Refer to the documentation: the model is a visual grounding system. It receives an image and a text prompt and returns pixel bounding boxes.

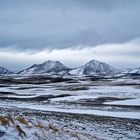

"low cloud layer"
[0,0,140,49]
[0,38,140,71]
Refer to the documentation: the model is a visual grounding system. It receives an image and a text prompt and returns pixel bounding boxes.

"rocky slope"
[19,60,70,74]
[70,60,120,75]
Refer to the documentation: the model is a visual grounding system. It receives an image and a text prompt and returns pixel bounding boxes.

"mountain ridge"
[128,67,140,74]
[70,59,120,75]
[19,60,71,74]
[0,66,14,75]
[18,59,120,75]
[0,60,139,76]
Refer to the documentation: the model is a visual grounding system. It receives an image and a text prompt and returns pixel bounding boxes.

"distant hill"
[0,66,14,75]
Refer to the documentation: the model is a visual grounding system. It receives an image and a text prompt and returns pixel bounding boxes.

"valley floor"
[0,74,140,139]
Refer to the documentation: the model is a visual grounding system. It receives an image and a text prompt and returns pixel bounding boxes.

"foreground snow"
[0,107,140,140]
[0,75,140,139]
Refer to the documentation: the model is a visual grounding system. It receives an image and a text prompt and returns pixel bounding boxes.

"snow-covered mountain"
[127,67,140,74]
[70,60,120,75]
[121,68,133,73]
[0,66,13,75]
[19,60,70,74]
[18,59,121,75]
[122,67,140,74]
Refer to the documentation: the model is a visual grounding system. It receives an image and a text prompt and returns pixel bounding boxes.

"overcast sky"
[0,0,140,71]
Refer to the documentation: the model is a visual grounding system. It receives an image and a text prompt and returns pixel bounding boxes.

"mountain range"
[0,60,139,76]
[19,60,120,75]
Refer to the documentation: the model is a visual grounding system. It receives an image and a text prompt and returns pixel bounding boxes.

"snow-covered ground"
[0,82,140,119]
[0,75,140,139]
[105,98,140,106]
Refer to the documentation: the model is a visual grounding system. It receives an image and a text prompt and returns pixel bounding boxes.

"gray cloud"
[0,38,140,71]
[0,0,140,50]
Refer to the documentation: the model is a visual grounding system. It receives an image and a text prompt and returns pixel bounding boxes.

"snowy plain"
[0,74,140,139]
